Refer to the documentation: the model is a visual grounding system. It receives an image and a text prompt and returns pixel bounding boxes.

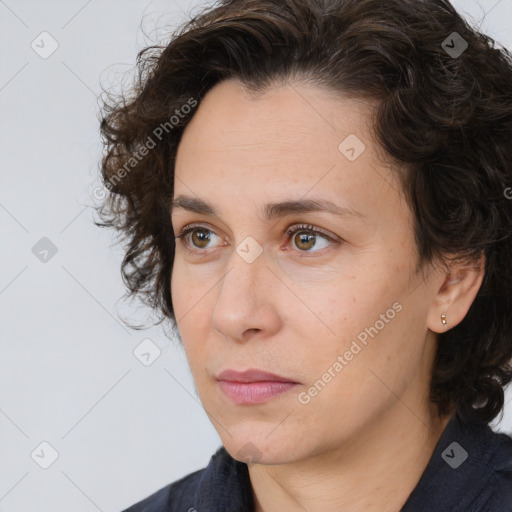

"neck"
[248,401,452,512]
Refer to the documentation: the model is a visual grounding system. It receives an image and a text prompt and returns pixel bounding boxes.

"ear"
[426,252,486,333]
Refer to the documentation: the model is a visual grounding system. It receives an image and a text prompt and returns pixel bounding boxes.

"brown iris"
[190,228,211,249]
[294,232,316,251]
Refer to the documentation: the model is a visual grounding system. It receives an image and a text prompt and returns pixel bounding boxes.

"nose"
[210,247,281,343]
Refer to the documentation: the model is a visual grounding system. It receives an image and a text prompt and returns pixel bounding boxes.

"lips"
[216,368,300,404]
[217,368,299,383]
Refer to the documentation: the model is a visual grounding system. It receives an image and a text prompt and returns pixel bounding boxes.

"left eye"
[175,223,338,253]
[285,225,336,252]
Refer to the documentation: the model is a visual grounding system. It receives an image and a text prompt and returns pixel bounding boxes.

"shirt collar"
[400,411,510,511]
[192,412,510,512]
[194,445,253,511]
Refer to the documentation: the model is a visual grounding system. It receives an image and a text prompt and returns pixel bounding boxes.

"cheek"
[293,269,413,375]
[170,267,187,320]
[170,265,210,365]
[171,258,209,321]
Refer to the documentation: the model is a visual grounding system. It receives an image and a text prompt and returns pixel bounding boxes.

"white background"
[1,1,511,511]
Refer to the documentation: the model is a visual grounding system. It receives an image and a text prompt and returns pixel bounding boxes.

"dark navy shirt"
[122,412,512,511]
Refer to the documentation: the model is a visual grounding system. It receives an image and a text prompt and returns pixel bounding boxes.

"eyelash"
[175,222,340,256]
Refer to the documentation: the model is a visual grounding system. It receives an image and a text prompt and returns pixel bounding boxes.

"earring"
[441,312,448,326]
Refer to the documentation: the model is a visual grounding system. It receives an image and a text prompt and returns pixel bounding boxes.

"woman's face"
[171,78,445,464]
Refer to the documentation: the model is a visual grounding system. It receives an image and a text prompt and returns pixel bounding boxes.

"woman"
[95,0,512,510]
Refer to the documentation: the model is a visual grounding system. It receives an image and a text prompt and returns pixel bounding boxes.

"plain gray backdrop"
[1,1,511,511]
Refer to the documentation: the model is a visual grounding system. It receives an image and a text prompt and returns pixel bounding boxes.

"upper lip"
[217,369,299,383]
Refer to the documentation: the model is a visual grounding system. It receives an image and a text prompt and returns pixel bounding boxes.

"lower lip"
[218,380,299,404]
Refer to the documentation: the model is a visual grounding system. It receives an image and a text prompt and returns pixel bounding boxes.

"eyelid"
[175,222,222,240]
[286,223,340,244]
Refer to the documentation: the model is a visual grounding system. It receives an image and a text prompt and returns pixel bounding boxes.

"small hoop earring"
[441,312,448,326]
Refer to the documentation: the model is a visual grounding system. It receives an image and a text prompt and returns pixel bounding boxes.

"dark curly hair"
[95,0,512,425]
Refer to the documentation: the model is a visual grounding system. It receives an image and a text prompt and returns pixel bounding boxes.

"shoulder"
[120,468,204,512]
[401,414,512,512]
[120,446,251,512]
[470,428,512,512]
[120,447,223,512]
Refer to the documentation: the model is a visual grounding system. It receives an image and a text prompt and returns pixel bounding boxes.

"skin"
[170,78,485,512]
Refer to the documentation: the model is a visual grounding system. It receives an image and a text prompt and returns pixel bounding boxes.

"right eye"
[175,223,226,251]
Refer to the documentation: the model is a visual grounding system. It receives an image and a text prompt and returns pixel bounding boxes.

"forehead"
[178,79,372,149]
[173,79,401,218]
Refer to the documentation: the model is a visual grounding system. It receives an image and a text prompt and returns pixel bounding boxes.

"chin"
[221,428,305,465]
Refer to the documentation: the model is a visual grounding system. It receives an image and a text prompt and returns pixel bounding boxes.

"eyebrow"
[171,194,367,221]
